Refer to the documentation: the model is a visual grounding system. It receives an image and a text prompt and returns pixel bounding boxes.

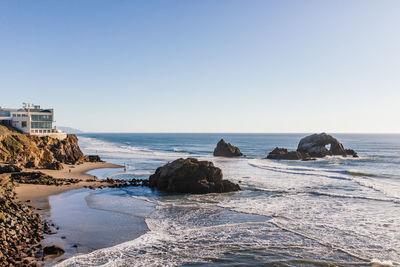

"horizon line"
[73,131,400,135]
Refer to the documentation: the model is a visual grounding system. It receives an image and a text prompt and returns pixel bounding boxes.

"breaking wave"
[55,134,400,266]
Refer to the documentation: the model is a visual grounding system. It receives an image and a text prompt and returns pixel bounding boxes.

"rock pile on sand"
[0,175,44,266]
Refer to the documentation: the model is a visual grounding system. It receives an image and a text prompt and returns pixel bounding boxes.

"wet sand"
[41,188,150,266]
[15,162,123,204]
[11,162,150,266]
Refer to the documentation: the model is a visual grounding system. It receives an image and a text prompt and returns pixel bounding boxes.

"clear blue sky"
[1,0,399,133]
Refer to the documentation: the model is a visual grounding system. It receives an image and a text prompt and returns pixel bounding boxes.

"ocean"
[55,133,400,266]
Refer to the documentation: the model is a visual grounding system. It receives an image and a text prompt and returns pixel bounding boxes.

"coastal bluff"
[149,158,241,194]
[0,125,94,169]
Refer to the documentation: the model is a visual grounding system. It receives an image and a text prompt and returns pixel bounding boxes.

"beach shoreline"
[10,161,151,266]
[14,161,123,205]
[39,187,150,266]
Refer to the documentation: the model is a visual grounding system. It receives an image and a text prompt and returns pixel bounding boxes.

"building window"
[31,115,52,121]
[12,114,16,117]
[31,122,52,129]
[17,114,21,117]
[0,111,10,117]
[22,121,27,128]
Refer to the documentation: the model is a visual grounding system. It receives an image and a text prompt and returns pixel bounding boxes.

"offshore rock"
[297,133,358,158]
[266,133,358,160]
[266,147,303,160]
[345,149,359,158]
[213,139,243,157]
[149,158,241,194]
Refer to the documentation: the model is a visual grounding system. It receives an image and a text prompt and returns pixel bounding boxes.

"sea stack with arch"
[267,133,358,160]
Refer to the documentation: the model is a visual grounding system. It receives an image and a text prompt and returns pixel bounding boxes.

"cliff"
[0,125,86,169]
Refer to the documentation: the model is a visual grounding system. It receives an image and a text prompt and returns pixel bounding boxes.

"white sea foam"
[246,158,400,200]
[351,175,400,200]
[371,259,394,267]
[78,136,187,160]
[58,135,400,266]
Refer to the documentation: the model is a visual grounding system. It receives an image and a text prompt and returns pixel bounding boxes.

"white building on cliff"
[0,103,67,140]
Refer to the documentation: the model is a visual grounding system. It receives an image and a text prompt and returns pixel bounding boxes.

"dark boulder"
[266,147,303,160]
[149,158,240,194]
[25,161,37,169]
[0,164,22,174]
[345,149,359,158]
[86,155,102,162]
[43,245,65,256]
[45,162,64,170]
[213,139,243,157]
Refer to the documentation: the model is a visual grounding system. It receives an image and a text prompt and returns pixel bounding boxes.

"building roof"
[0,107,53,113]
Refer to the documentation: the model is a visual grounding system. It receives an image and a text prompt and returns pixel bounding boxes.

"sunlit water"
[56,134,400,266]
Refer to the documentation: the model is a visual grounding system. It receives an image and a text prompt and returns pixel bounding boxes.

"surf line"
[268,220,371,263]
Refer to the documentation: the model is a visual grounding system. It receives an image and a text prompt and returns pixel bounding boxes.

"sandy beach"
[10,161,150,266]
[15,162,123,203]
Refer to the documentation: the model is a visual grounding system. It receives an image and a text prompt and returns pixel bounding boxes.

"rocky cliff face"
[0,125,85,168]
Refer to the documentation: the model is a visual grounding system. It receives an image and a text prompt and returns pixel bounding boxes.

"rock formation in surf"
[266,133,358,160]
[213,139,243,157]
[297,133,358,158]
[266,147,304,160]
[149,158,241,194]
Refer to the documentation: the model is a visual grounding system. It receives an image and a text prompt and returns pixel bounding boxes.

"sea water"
[56,133,400,266]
